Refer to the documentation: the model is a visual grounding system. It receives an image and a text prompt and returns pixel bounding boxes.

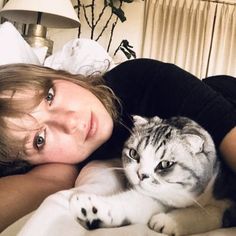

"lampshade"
[0,0,80,28]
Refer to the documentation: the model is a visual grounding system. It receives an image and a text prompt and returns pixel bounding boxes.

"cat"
[69,115,236,236]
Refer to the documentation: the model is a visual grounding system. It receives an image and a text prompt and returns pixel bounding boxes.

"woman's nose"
[51,110,79,134]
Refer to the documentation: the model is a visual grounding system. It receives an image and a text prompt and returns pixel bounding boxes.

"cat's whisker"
[177,193,212,216]
[80,166,126,180]
[118,120,134,135]
[118,119,145,142]
[102,167,125,172]
[191,199,211,215]
[160,179,214,216]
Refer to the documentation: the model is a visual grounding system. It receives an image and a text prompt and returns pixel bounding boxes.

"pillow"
[0,22,40,65]
[44,38,115,75]
[31,46,48,64]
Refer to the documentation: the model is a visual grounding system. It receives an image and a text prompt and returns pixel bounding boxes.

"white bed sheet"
[15,159,236,236]
[8,189,234,236]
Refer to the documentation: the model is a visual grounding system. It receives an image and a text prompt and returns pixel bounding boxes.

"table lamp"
[0,0,80,55]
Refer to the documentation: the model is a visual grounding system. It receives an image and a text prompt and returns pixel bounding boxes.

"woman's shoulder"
[104,58,197,84]
[105,58,166,79]
[112,58,165,68]
[203,75,236,107]
[102,59,167,110]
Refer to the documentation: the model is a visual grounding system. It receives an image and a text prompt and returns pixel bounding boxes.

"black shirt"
[88,58,236,162]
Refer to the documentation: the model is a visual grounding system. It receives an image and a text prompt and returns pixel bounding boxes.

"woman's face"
[10,80,114,164]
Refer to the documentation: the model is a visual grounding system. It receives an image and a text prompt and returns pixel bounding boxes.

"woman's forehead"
[0,89,15,99]
[14,89,38,99]
[1,87,44,117]
[5,115,39,134]
[0,88,38,99]
[4,115,40,155]
[3,89,42,137]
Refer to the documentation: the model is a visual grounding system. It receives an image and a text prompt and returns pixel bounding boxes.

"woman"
[0,58,236,232]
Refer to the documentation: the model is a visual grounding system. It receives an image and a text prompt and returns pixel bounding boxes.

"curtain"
[207,2,236,77]
[141,0,235,78]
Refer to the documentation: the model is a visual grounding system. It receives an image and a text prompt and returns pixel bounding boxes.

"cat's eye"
[129,148,140,162]
[157,160,175,170]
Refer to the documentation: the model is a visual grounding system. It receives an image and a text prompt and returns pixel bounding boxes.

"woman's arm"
[0,163,78,232]
[220,127,236,173]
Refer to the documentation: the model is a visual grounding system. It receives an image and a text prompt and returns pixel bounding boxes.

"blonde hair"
[0,63,119,175]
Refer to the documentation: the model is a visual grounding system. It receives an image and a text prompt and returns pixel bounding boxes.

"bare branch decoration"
[74,0,143,58]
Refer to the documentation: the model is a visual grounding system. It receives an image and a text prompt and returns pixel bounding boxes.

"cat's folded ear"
[132,115,162,126]
[184,134,204,154]
[151,116,162,123]
[132,115,148,126]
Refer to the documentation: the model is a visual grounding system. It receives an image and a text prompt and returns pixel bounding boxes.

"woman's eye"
[128,148,140,162]
[34,130,46,150]
[158,160,175,170]
[46,87,55,105]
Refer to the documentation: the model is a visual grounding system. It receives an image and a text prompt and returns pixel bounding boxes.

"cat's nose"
[138,172,149,181]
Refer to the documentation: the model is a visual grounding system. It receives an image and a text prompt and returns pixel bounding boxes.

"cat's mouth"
[135,176,160,187]
[138,179,155,189]
[151,179,160,184]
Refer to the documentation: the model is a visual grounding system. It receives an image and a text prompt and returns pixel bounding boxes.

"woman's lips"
[85,112,97,140]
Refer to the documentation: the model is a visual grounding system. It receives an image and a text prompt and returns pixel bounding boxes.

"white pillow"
[0,22,40,65]
[31,46,48,64]
[44,38,115,75]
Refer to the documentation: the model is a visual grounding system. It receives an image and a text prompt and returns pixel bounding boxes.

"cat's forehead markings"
[154,140,164,154]
[159,148,166,160]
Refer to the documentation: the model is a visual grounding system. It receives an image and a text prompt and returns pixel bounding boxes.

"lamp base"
[24,24,53,56]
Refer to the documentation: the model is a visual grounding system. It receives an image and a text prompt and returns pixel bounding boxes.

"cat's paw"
[149,213,179,236]
[69,193,113,230]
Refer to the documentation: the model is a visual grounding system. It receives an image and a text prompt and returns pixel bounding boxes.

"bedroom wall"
[47,0,145,62]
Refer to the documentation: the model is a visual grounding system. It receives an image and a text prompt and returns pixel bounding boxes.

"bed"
[1,22,236,236]
[2,158,236,236]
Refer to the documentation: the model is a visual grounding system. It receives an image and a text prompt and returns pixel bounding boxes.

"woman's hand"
[0,163,78,232]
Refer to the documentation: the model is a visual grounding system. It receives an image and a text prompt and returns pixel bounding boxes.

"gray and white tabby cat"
[70,115,235,236]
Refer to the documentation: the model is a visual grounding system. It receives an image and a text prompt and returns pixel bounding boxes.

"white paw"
[69,193,113,229]
[149,213,179,236]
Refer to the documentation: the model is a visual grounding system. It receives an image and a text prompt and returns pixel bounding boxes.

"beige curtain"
[142,0,228,79]
[207,2,236,77]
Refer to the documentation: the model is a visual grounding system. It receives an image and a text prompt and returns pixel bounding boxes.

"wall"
[47,0,145,62]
